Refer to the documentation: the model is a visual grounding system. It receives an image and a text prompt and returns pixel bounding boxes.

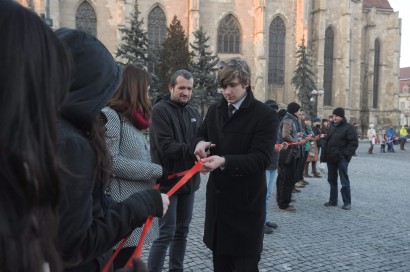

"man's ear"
[243,80,250,88]
[168,85,173,93]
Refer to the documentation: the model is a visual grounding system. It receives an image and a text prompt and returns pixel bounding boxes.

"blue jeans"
[265,169,277,223]
[148,192,195,272]
[327,159,351,204]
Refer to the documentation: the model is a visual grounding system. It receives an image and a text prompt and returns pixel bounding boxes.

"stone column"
[253,0,266,100]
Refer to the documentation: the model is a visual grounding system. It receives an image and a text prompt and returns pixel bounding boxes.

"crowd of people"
[2,1,408,271]
[367,124,409,153]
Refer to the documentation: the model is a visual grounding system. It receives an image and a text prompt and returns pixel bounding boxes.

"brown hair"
[108,64,152,120]
[217,58,251,89]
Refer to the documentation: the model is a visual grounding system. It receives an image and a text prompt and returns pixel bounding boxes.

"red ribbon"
[102,160,204,272]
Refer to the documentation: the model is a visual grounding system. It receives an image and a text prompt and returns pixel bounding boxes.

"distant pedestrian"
[386,125,396,152]
[378,129,386,153]
[399,125,408,150]
[367,124,376,154]
[320,107,358,210]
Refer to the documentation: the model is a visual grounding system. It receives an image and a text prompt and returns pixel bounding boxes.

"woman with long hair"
[0,1,71,271]
[55,29,169,272]
[103,65,166,269]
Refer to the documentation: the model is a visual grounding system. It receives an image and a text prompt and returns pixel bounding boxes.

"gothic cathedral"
[18,0,401,131]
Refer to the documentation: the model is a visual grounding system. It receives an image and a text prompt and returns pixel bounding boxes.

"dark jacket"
[192,89,276,257]
[56,29,163,272]
[149,93,201,194]
[320,118,358,164]
[267,109,280,170]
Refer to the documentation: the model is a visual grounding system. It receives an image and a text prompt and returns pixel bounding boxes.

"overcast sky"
[388,0,410,68]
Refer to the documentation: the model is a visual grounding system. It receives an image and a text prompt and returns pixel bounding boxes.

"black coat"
[149,94,202,194]
[56,29,163,272]
[320,118,358,164]
[192,90,276,257]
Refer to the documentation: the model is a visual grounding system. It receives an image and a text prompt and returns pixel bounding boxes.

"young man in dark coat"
[320,107,358,210]
[192,58,276,272]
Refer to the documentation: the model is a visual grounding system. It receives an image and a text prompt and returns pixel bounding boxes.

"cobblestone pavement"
[140,141,410,271]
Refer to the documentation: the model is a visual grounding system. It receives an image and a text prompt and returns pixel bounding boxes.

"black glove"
[115,258,148,272]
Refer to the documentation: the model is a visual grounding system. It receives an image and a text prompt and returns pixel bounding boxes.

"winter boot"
[312,161,322,178]
[303,163,312,178]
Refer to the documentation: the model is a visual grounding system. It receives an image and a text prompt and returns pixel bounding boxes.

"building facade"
[399,67,410,125]
[18,0,402,130]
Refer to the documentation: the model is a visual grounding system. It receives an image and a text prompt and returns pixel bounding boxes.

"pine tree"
[115,1,149,67]
[157,16,191,93]
[115,2,161,101]
[189,27,220,117]
[291,38,317,118]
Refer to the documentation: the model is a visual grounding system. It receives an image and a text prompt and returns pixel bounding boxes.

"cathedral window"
[373,39,380,108]
[217,14,241,54]
[75,1,97,37]
[323,27,334,106]
[148,6,166,74]
[268,16,286,85]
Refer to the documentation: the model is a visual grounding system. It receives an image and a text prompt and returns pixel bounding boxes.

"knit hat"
[369,124,374,128]
[332,107,345,118]
[265,99,278,110]
[287,102,301,114]
[313,117,321,123]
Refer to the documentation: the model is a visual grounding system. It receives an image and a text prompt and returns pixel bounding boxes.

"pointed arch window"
[76,1,97,36]
[217,14,241,53]
[373,39,380,108]
[148,6,166,74]
[268,16,286,85]
[323,27,334,106]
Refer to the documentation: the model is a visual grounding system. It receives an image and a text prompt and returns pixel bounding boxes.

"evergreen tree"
[189,27,220,117]
[115,1,149,67]
[157,16,191,93]
[115,1,161,101]
[291,38,317,118]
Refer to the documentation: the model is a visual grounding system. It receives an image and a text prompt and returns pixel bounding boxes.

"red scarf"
[131,108,151,130]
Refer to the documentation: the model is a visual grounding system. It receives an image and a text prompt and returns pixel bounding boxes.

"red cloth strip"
[102,160,204,272]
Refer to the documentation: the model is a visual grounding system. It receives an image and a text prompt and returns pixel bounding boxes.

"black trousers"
[296,151,308,181]
[276,156,299,208]
[213,252,260,272]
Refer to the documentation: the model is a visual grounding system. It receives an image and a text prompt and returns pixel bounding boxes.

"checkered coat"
[102,107,163,247]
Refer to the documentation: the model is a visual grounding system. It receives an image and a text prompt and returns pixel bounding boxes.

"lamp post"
[310,89,324,117]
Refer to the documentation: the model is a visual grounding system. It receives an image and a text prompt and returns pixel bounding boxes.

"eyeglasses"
[216,59,243,70]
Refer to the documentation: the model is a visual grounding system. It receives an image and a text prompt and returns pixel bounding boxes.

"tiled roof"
[400,67,410,80]
[363,0,393,10]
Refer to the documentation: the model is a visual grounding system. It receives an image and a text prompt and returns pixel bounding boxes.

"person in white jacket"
[367,124,377,154]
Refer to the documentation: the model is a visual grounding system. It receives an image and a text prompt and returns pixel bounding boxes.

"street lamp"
[310,89,324,117]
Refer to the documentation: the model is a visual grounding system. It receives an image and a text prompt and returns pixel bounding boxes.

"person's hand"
[160,194,170,217]
[194,141,215,160]
[199,156,225,173]
[115,257,148,272]
[274,144,283,152]
[282,142,289,149]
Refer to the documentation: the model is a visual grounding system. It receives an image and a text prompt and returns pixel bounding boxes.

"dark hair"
[217,58,251,89]
[169,70,193,88]
[109,65,152,120]
[0,1,71,271]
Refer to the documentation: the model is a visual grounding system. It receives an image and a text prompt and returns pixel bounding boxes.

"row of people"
[1,2,276,271]
[368,124,409,153]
